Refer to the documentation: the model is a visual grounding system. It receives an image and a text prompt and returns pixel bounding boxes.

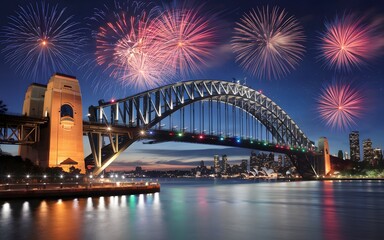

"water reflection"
[322,181,341,240]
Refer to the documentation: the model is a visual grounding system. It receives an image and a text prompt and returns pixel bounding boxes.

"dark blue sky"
[1,0,383,170]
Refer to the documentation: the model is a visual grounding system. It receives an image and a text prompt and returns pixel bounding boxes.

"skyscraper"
[363,139,374,164]
[337,150,344,159]
[213,155,220,174]
[349,131,360,162]
[373,148,383,166]
[221,154,228,173]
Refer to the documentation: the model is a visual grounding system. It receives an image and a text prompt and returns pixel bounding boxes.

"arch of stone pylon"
[84,80,315,176]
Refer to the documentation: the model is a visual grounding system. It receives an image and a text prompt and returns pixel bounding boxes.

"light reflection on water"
[1,180,384,240]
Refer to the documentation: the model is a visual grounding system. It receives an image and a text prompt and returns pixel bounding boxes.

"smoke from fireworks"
[317,81,365,131]
[318,13,381,71]
[231,6,305,80]
[0,2,85,81]
[149,4,217,77]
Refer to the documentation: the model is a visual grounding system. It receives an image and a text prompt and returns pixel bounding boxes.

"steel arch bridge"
[84,80,318,178]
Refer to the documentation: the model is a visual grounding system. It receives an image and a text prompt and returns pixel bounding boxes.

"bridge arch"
[85,80,314,176]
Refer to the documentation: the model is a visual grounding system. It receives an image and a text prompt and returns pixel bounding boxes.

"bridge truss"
[0,114,46,145]
[85,80,318,177]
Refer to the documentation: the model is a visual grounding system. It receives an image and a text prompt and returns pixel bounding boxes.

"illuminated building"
[363,139,373,164]
[250,151,257,169]
[221,154,228,173]
[349,131,360,162]
[240,159,248,172]
[344,152,349,160]
[277,155,283,167]
[213,155,220,174]
[373,148,383,166]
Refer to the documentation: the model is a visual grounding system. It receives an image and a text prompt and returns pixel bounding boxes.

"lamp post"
[6,174,11,189]
[26,174,30,190]
[43,174,47,189]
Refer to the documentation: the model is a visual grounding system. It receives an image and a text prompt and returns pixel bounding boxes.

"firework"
[318,13,378,71]
[0,2,85,81]
[92,0,170,90]
[116,53,169,89]
[231,6,305,80]
[149,4,217,77]
[317,81,365,131]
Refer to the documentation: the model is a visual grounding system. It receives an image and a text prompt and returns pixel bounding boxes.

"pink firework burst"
[149,4,217,77]
[231,6,305,80]
[317,82,365,131]
[318,14,378,71]
[92,1,170,90]
[116,51,173,89]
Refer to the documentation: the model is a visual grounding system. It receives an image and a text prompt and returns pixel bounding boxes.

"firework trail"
[149,4,217,77]
[231,6,305,80]
[0,2,86,82]
[318,13,380,71]
[317,81,365,131]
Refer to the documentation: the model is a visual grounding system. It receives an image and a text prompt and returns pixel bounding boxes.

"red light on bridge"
[111,99,115,103]
[169,132,174,136]
[199,135,204,139]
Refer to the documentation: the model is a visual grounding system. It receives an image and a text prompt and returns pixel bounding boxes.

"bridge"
[1,77,326,179]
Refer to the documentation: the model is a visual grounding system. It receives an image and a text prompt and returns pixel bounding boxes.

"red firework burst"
[318,13,379,71]
[317,81,365,131]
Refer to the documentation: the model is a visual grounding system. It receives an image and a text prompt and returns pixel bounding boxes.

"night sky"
[0,0,383,170]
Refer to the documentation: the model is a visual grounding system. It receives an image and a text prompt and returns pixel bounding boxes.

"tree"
[0,100,7,114]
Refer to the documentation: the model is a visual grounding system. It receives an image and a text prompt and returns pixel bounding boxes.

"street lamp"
[6,174,11,187]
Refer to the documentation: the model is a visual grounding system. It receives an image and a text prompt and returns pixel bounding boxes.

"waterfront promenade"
[0,181,160,200]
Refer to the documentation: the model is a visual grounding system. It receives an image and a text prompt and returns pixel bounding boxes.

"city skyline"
[0,0,384,170]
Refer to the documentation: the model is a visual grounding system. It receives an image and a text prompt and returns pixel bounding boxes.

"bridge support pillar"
[317,137,331,176]
[19,73,85,173]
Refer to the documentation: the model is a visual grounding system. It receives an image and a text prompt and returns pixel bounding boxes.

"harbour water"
[1,179,384,240]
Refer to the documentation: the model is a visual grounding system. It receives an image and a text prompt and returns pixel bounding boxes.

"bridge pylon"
[19,73,85,173]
